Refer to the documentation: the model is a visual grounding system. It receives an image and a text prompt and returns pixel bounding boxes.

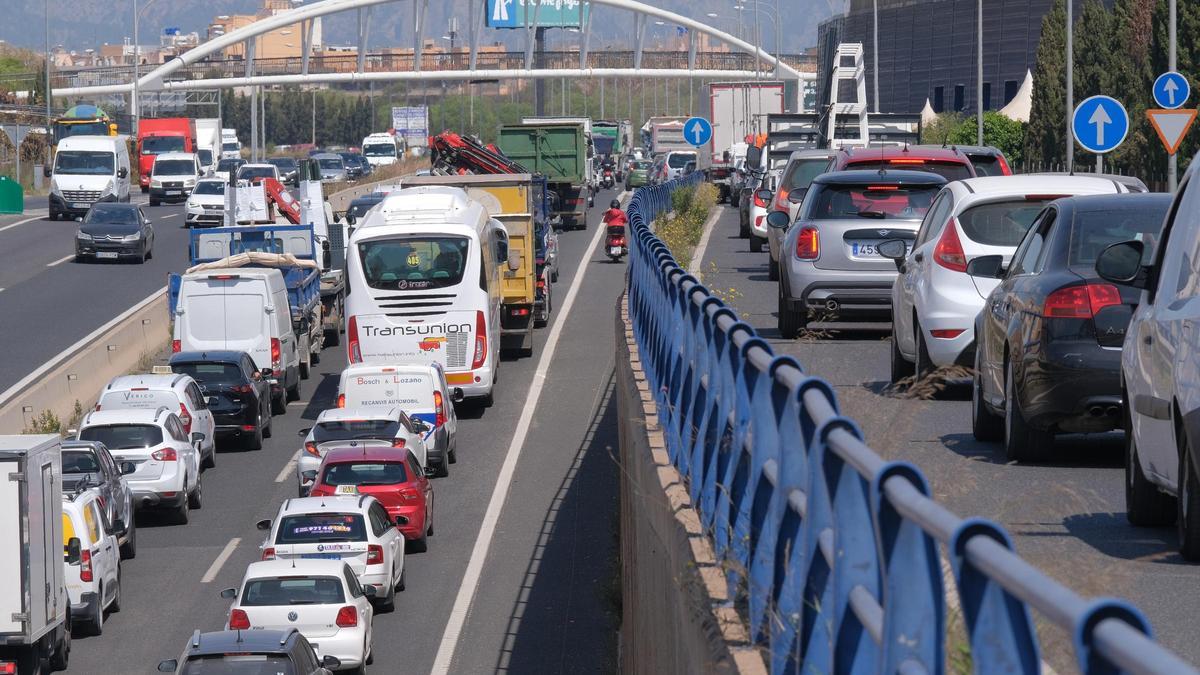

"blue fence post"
[1074,600,1153,675]
[725,338,776,598]
[713,324,759,562]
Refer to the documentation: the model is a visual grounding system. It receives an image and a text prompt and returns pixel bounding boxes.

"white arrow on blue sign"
[684,117,713,147]
[1072,95,1129,154]
[1153,71,1190,110]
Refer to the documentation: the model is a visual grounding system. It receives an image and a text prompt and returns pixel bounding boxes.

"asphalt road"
[695,203,1200,670]
[0,195,190,392]
[54,190,626,674]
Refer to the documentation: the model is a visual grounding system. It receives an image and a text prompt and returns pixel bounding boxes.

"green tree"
[1024,0,1068,169]
[948,112,1027,165]
[1106,0,1157,179]
[920,112,966,146]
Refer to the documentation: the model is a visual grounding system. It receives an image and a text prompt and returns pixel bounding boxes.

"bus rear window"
[358,236,470,291]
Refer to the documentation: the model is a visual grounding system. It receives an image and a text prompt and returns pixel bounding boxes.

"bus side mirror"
[43,165,52,178]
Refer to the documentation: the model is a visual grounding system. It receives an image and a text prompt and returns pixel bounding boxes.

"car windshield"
[845,160,973,183]
[1069,203,1169,268]
[363,143,396,157]
[78,424,163,450]
[958,199,1054,247]
[358,236,470,291]
[319,158,344,170]
[238,166,275,180]
[154,160,195,176]
[141,136,185,155]
[62,450,101,474]
[807,183,940,220]
[197,149,213,166]
[217,160,242,173]
[668,153,696,169]
[785,158,832,190]
[54,151,114,176]
[347,199,382,220]
[222,142,239,152]
[321,461,408,487]
[269,159,296,169]
[84,205,138,224]
[313,419,401,443]
[181,655,295,674]
[172,362,243,385]
[275,513,366,544]
[192,181,225,196]
[240,576,345,606]
[968,155,1006,177]
[635,161,652,170]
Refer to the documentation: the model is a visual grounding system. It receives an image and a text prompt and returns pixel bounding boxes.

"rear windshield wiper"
[856,210,887,219]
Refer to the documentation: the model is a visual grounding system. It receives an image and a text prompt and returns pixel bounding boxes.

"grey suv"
[159,628,340,674]
[771,170,947,337]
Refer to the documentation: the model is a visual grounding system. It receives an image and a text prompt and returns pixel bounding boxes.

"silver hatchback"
[772,170,947,337]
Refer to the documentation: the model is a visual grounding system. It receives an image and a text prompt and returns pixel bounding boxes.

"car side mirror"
[112,518,126,535]
[219,588,237,599]
[43,165,52,178]
[301,470,317,481]
[395,515,409,527]
[965,254,1005,279]
[788,188,807,204]
[755,189,773,204]
[412,419,429,433]
[362,585,377,597]
[322,656,342,670]
[191,432,205,447]
[765,211,790,230]
[255,518,272,531]
[117,167,128,179]
[298,427,312,437]
[66,537,81,564]
[1096,240,1149,289]
[507,250,521,272]
[745,145,762,167]
[157,660,178,673]
[120,461,136,475]
[260,368,274,378]
[452,388,465,403]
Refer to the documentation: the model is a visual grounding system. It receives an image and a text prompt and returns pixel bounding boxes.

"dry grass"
[323,156,428,195]
[886,365,973,400]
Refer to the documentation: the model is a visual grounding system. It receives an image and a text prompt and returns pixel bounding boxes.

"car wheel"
[1126,404,1175,526]
[87,585,104,636]
[1003,358,1053,463]
[202,446,215,470]
[325,326,340,347]
[299,352,310,380]
[108,571,121,613]
[48,619,70,671]
[889,334,914,385]
[188,474,203,509]
[914,321,934,381]
[174,487,190,524]
[271,391,287,416]
[263,410,273,439]
[408,531,428,553]
[449,443,457,464]
[777,280,805,340]
[1178,434,1200,561]
[119,519,137,560]
[750,233,764,253]
[738,214,750,238]
[435,458,449,478]
[286,376,301,402]
[971,351,1002,441]
[149,198,159,207]
[377,572,396,613]
[768,256,779,281]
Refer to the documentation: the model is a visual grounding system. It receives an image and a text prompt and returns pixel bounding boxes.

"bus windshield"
[363,143,397,157]
[357,236,470,291]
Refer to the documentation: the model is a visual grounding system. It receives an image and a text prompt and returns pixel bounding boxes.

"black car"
[971,193,1172,461]
[158,628,339,674]
[339,152,365,179]
[75,203,155,263]
[61,440,137,559]
[267,157,300,186]
[169,350,272,450]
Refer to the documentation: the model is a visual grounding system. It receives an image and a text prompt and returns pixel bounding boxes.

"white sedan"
[183,178,226,227]
[221,559,374,672]
[297,407,429,496]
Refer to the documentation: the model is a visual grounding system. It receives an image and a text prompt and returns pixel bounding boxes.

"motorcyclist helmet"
[610,199,621,209]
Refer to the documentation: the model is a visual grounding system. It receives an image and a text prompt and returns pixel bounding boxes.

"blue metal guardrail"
[625,174,1197,675]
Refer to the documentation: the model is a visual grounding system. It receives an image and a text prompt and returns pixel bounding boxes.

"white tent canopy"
[1000,70,1034,123]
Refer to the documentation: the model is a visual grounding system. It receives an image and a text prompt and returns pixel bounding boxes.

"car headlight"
[122,233,142,242]
[184,178,195,187]
[151,179,162,188]
[76,231,91,240]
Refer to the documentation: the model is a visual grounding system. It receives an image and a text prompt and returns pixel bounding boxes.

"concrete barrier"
[0,289,169,434]
[616,295,766,675]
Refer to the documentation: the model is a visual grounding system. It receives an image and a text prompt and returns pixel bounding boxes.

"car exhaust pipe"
[825,299,839,313]
[1087,405,1106,418]
[1106,405,1121,419]
[141,497,154,508]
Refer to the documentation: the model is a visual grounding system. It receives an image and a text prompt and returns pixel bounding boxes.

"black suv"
[169,351,272,450]
[158,628,340,674]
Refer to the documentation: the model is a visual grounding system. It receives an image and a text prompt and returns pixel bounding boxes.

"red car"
[307,445,434,551]
[829,145,977,183]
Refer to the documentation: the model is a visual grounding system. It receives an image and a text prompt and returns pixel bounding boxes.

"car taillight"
[348,316,361,363]
[1042,283,1122,319]
[172,340,181,353]
[261,547,276,561]
[0,662,17,674]
[933,219,968,273]
[228,608,250,630]
[79,549,93,582]
[270,338,281,370]
[753,190,770,208]
[230,383,253,394]
[472,310,487,370]
[773,188,790,211]
[178,403,192,434]
[400,487,422,502]
[335,605,358,627]
[392,438,407,449]
[433,390,446,427]
[999,156,1013,175]
[152,447,177,462]
[930,329,965,339]
[337,393,345,408]
[304,441,320,457]
[795,226,820,260]
[366,544,384,565]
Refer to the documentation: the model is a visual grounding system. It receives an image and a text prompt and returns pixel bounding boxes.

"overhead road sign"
[684,117,713,147]
[1147,109,1197,155]
[1154,71,1191,110]
[486,0,589,29]
[1072,95,1129,154]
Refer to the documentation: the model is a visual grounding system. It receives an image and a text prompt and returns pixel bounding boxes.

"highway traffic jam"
[0,111,643,673]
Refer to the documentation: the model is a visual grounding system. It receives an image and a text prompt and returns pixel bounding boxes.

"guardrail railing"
[624,174,1196,674]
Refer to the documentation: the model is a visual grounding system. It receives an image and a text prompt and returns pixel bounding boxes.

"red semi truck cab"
[137,118,196,190]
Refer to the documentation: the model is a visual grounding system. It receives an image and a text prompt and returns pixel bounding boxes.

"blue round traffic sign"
[1153,71,1190,110]
[1072,96,1129,154]
[683,117,713,147]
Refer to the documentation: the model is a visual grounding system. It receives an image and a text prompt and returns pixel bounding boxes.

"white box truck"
[195,119,221,175]
[0,435,71,674]
[704,82,785,202]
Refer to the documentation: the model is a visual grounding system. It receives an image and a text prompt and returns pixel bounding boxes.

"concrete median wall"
[0,289,169,434]
[616,295,766,675]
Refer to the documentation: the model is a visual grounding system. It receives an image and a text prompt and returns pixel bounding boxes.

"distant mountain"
[12,0,836,56]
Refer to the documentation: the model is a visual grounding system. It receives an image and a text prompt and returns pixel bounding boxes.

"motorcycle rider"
[603,199,628,259]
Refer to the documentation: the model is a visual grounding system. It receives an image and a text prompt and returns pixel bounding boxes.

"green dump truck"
[497,122,591,230]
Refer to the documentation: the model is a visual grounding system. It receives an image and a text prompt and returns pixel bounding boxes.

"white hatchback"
[62,487,123,636]
[222,559,376,670]
[887,175,1130,381]
[184,178,226,227]
[297,407,429,496]
[77,408,204,525]
[96,373,216,468]
[257,496,405,608]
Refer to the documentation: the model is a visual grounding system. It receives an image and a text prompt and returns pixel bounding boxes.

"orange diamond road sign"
[1147,108,1197,155]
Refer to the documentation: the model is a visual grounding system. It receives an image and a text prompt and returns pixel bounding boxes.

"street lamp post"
[44,0,51,144]
[873,0,880,113]
[132,0,162,134]
[1066,0,1073,174]
[1169,0,1177,191]
[977,0,983,145]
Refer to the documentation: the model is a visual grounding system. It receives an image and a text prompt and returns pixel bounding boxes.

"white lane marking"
[159,212,182,219]
[201,538,241,583]
[687,203,724,274]
[430,199,616,675]
[275,449,301,483]
[46,254,74,267]
[0,212,49,234]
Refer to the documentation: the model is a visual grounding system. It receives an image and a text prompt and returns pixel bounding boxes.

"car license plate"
[850,241,910,258]
[300,553,341,560]
[335,484,358,495]
[96,252,119,259]
[72,202,89,209]
[166,190,181,196]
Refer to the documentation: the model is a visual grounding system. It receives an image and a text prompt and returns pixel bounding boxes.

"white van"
[172,268,300,415]
[345,186,505,403]
[220,129,241,160]
[62,488,122,636]
[48,135,131,221]
[362,132,401,167]
[149,152,201,207]
[337,363,462,475]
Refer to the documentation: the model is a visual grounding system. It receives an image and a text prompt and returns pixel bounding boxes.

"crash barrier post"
[624,174,1197,675]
